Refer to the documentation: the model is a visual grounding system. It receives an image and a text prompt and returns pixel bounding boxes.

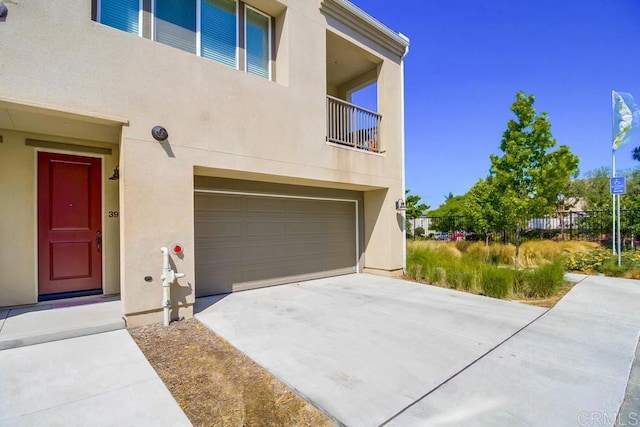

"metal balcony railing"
[326,95,382,153]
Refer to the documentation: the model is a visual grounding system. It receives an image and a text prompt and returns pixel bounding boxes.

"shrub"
[565,247,612,272]
[483,244,515,265]
[448,267,476,291]
[414,226,425,237]
[511,268,528,296]
[454,240,473,253]
[524,260,565,298]
[600,261,627,277]
[480,266,513,299]
[624,269,640,280]
[465,242,491,263]
[428,266,447,285]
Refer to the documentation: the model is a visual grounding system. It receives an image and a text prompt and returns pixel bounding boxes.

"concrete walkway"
[196,273,640,427]
[0,298,191,426]
[0,296,124,350]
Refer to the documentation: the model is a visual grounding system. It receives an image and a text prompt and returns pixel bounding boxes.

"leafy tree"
[428,193,468,232]
[464,178,501,244]
[414,226,426,237]
[489,92,579,267]
[405,189,429,237]
[566,167,611,211]
[429,194,466,217]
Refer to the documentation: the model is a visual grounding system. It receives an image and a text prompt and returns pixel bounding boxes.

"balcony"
[326,30,382,154]
[326,95,381,153]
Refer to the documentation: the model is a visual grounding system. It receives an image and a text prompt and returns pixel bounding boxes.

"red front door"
[38,152,102,296]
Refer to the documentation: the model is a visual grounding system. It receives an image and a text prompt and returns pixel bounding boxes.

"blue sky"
[351,0,640,209]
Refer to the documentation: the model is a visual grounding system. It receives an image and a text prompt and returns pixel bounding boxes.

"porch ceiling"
[326,31,380,89]
[0,99,125,143]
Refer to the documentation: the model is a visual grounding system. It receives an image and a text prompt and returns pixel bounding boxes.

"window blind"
[201,0,237,68]
[155,0,196,54]
[246,8,269,79]
[99,0,140,34]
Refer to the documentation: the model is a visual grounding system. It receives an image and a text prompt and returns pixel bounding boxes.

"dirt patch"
[129,319,335,427]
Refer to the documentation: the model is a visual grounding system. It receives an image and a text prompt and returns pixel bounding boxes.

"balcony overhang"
[326,31,380,91]
[320,0,410,59]
[0,96,127,143]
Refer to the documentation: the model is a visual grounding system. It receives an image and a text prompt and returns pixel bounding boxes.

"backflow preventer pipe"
[160,247,185,326]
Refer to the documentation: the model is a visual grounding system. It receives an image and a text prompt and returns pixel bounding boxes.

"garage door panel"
[246,197,286,213]
[244,242,288,261]
[195,221,242,238]
[196,194,243,212]
[195,192,357,297]
[197,246,243,264]
[246,220,286,236]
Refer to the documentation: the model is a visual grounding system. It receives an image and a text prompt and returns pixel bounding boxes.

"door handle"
[96,236,102,253]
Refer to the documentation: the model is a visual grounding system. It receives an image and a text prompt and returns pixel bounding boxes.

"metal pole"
[618,194,622,266]
[612,150,616,255]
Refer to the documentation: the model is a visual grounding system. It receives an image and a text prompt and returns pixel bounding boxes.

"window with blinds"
[96,0,272,79]
[201,0,237,68]
[245,7,270,79]
[98,0,141,35]
[155,0,197,54]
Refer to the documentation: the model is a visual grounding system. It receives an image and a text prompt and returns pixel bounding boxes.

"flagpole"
[612,150,616,256]
[617,193,622,266]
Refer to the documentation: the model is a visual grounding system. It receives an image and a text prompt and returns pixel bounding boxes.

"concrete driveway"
[196,273,640,427]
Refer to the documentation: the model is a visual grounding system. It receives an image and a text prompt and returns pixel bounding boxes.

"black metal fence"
[416,209,640,248]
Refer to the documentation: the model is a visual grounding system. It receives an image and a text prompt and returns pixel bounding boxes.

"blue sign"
[610,177,626,195]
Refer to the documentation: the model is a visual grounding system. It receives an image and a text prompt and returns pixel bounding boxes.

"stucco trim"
[320,0,409,58]
[26,139,113,155]
[0,96,129,126]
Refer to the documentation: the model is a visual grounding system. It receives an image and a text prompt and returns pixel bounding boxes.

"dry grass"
[519,240,600,267]
[130,319,335,427]
[465,242,515,265]
[408,240,462,258]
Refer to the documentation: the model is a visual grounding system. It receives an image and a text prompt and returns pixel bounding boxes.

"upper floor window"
[245,6,271,79]
[96,0,271,79]
[98,0,141,36]
[154,0,197,54]
[202,0,238,68]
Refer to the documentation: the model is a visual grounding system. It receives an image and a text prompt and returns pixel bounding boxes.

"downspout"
[400,37,409,274]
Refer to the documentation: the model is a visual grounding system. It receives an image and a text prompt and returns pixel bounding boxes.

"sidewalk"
[0,297,191,427]
[387,273,640,426]
[0,296,124,350]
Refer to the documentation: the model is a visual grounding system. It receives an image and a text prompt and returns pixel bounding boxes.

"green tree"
[490,92,579,267]
[405,189,429,237]
[429,194,466,217]
[428,193,467,232]
[464,178,501,244]
[566,167,611,211]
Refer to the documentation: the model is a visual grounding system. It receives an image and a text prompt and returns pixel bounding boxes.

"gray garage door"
[194,192,357,296]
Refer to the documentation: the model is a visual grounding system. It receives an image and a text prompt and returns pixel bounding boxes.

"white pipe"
[160,247,171,327]
[159,246,185,326]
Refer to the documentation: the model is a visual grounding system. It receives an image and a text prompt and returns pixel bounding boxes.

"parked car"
[450,231,465,241]
[431,232,450,241]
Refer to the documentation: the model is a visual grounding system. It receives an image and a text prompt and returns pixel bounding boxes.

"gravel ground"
[130,319,335,427]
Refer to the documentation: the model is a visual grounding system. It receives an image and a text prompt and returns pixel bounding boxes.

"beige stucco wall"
[0,0,407,324]
[0,130,120,306]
